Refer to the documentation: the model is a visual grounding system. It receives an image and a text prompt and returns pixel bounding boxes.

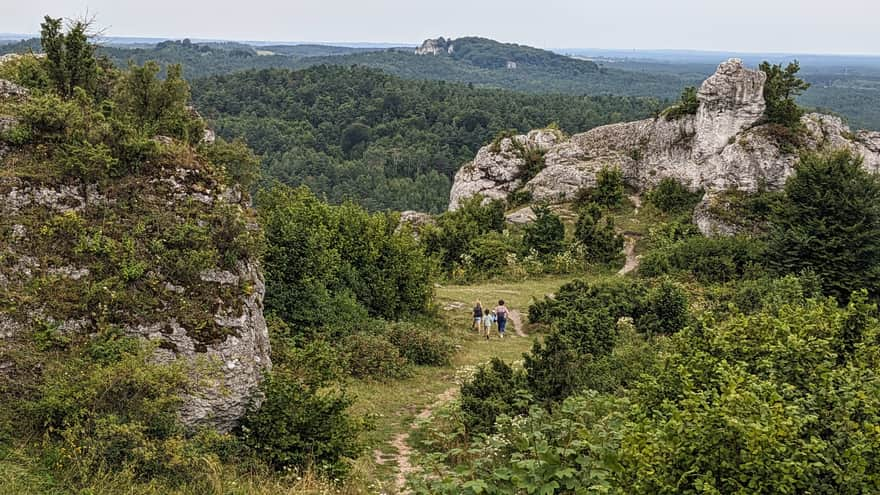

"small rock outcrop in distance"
[415,37,453,55]
[448,59,880,235]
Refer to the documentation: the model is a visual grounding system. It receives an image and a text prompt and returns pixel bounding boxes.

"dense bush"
[459,358,529,435]
[592,166,626,208]
[769,150,880,300]
[424,195,506,272]
[645,177,703,214]
[241,371,364,478]
[573,203,624,264]
[639,234,767,282]
[523,331,583,405]
[634,278,689,335]
[523,206,565,256]
[529,277,646,325]
[341,333,412,380]
[385,322,454,366]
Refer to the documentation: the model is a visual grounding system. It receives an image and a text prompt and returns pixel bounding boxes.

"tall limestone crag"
[692,58,766,159]
[449,58,880,232]
[0,79,270,432]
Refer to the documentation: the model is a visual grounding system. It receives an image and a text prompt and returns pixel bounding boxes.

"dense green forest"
[4,34,880,129]
[191,66,662,211]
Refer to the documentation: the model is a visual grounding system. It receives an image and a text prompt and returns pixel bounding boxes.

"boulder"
[505,206,537,224]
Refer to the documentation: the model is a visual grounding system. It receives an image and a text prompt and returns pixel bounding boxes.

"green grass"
[344,274,580,489]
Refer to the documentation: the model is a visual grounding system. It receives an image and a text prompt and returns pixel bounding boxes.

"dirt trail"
[509,309,526,337]
[617,234,641,276]
[375,386,459,494]
[617,194,643,276]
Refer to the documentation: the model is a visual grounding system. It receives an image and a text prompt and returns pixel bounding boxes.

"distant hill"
[3,36,879,128]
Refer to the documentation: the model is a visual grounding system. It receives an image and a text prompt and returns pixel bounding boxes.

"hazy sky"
[3,0,879,54]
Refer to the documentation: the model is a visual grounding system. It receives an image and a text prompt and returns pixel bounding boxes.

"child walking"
[482,309,494,340]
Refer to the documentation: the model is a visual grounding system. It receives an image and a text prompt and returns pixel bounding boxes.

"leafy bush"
[24,341,203,485]
[573,202,623,264]
[424,195,505,271]
[593,166,625,208]
[341,333,411,380]
[523,205,565,257]
[529,277,646,325]
[525,328,594,405]
[768,150,880,301]
[554,308,617,358]
[385,322,453,366]
[661,86,699,120]
[640,234,767,283]
[459,358,529,435]
[198,137,261,190]
[241,370,364,478]
[634,278,689,335]
[645,177,703,214]
[468,231,514,271]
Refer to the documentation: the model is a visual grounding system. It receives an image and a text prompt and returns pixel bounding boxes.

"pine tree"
[769,150,880,300]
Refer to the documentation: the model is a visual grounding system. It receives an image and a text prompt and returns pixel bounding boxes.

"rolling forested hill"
[191,65,663,212]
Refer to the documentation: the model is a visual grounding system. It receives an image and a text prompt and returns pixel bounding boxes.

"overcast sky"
[3,0,879,55]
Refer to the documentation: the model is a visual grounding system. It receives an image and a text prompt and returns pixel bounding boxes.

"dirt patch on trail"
[509,309,527,337]
[617,233,642,276]
[378,386,459,494]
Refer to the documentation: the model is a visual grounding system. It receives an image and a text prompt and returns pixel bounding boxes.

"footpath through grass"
[346,275,581,491]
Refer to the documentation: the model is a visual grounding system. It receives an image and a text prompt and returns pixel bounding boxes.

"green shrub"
[468,231,514,271]
[459,358,529,435]
[768,150,880,301]
[555,308,617,357]
[635,278,689,335]
[645,177,703,214]
[640,234,767,283]
[661,86,699,120]
[523,331,583,405]
[199,137,261,190]
[529,277,646,325]
[424,194,506,271]
[25,343,196,485]
[341,333,411,380]
[523,205,565,257]
[385,322,453,366]
[760,60,810,129]
[574,202,623,264]
[241,370,364,478]
[593,166,625,208]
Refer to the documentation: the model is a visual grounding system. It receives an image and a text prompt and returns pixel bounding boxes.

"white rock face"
[693,59,766,160]
[415,37,452,55]
[448,59,880,225]
[448,129,563,210]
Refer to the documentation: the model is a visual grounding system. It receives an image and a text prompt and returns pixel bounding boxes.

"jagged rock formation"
[449,59,880,234]
[0,80,270,432]
[449,129,563,210]
[415,37,454,55]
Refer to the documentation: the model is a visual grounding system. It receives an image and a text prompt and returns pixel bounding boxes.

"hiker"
[483,309,494,340]
[472,300,483,332]
[494,300,509,338]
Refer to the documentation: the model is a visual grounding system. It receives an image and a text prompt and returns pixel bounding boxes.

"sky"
[3,0,880,55]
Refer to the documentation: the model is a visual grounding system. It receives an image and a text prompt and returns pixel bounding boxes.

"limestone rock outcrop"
[449,129,563,210]
[0,81,270,432]
[448,59,880,235]
[415,37,453,55]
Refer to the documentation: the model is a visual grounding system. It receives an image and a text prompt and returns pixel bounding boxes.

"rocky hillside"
[450,59,880,233]
[0,76,269,432]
